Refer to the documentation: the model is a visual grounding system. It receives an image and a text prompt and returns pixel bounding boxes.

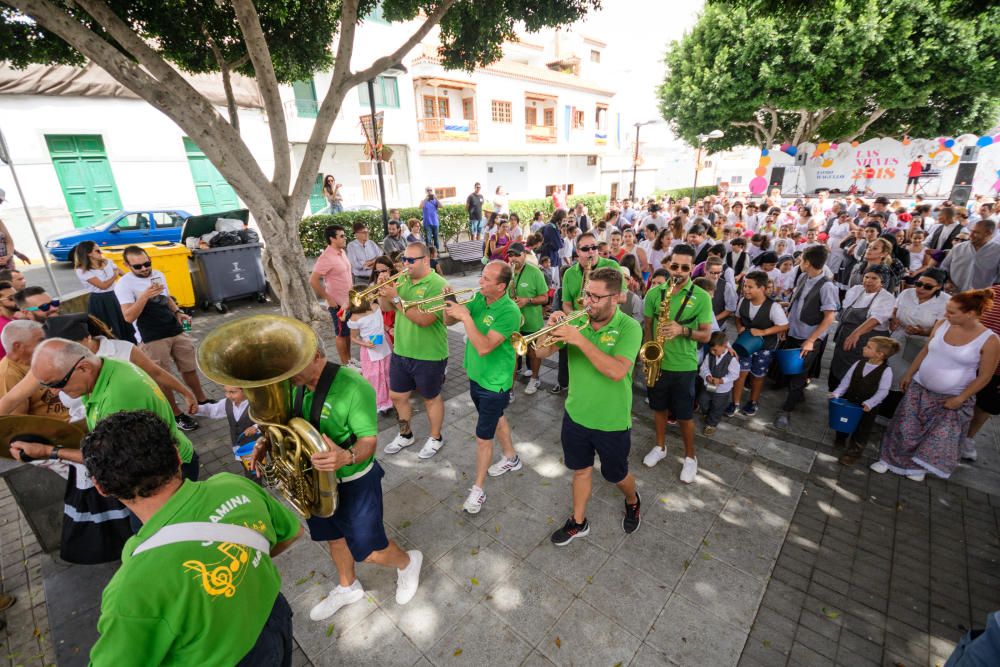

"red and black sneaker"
[623,491,641,534]
[551,517,590,546]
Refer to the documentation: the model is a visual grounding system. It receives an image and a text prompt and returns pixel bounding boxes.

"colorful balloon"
[786,145,798,157]
[938,137,948,145]
[754,166,766,177]
[817,142,830,153]
[830,143,838,150]
[749,176,767,195]
[821,159,834,168]
[851,141,860,148]
[760,155,771,166]
[761,148,769,156]
[977,136,994,147]
[944,138,955,148]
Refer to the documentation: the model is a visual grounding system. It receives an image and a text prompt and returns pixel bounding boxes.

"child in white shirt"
[347,290,393,413]
[698,331,741,434]
[829,336,900,465]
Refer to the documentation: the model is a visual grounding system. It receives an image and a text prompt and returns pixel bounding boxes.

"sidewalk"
[3,282,1000,666]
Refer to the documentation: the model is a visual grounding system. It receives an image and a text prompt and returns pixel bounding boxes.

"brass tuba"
[197,315,337,518]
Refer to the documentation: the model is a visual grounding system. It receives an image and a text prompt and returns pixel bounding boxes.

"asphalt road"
[18,259,82,297]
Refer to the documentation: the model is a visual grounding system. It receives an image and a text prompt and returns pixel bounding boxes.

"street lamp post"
[692,129,724,202]
[630,120,659,201]
[367,63,407,235]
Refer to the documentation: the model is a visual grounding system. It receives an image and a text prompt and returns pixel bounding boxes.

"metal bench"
[441,239,484,274]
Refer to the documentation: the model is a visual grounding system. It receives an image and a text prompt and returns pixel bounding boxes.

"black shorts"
[306,462,389,561]
[470,380,510,439]
[976,374,1000,415]
[328,307,350,338]
[561,412,631,483]
[647,370,697,420]
[907,176,920,185]
[389,354,447,399]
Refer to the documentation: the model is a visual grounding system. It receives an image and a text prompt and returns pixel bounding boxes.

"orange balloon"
[902,137,911,146]
[760,155,772,166]
[821,158,833,168]
[851,140,860,148]
[817,142,830,153]
[754,166,766,177]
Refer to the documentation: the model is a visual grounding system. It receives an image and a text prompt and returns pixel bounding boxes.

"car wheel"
[214,303,228,314]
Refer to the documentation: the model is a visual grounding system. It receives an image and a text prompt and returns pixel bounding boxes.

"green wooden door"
[309,173,326,213]
[45,135,122,228]
[183,138,240,214]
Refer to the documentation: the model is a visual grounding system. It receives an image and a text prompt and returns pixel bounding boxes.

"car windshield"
[86,212,123,229]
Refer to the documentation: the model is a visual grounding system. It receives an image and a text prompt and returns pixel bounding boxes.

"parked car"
[44,209,192,261]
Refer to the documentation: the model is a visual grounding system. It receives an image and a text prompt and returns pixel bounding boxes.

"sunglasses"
[40,356,84,389]
[915,281,937,289]
[130,261,152,270]
[669,263,692,272]
[401,255,426,264]
[577,245,598,253]
[26,299,60,312]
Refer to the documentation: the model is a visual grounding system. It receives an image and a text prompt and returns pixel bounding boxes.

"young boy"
[196,385,261,480]
[829,336,900,465]
[729,270,790,416]
[698,331,740,435]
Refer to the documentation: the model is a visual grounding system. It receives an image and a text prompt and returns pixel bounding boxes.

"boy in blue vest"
[829,336,900,465]
[729,270,790,417]
[698,332,740,435]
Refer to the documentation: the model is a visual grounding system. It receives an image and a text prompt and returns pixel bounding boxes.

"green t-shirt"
[81,357,193,463]
[463,292,521,392]
[299,366,379,479]
[643,280,714,372]
[565,308,642,431]
[393,271,449,361]
[508,262,549,332]
[89,473,301,666]
[561,257,620,311]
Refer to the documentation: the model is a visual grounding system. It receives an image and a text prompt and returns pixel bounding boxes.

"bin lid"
[103,241,191,257]
[181,209,250,242]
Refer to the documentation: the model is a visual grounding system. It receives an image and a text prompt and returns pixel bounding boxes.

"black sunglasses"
[669,263,692,272]
[130,261,152,270]
[26,299,60,312]
[40,356,85,389]
[915,281,937,289]
[401,255,426,264]
[577,244,598,253]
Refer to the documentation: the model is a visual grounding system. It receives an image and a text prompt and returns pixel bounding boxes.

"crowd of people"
[1,180,1000,663]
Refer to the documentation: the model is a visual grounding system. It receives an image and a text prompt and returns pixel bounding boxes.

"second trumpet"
[401,287,479,313]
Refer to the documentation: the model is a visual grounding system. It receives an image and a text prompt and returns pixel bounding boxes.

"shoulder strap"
[132,521,270,557]
[310,362,340,427]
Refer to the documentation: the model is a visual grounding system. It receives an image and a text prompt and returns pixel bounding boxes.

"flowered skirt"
[878,381,974,479]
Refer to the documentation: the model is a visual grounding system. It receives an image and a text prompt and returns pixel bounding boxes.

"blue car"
[45,209,192,261]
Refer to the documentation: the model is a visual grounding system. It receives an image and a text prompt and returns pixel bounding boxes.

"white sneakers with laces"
[396,550,423,605]
[680,457,698,484]
[309,579,364,621]
[463,486,486,514]
[643,445,667,468]
[524,379,541,395]
[384,432,414,454]
[417,436,445,459]
[488,456,522,477]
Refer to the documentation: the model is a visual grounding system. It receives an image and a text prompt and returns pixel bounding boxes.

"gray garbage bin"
[181,208,268,313]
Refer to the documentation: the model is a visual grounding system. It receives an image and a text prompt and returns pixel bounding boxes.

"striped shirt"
[979,285,1000,375]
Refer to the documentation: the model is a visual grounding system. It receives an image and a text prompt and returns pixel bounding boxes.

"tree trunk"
[219,62,240,132]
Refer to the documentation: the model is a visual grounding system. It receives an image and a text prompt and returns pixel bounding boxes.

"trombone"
[348,269,408,309]
[511,307,590,356]
[400,287,479,313]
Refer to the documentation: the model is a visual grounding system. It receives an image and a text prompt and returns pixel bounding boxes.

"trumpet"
[511,307,591,356]
[399,287,479,313]
[348,269,408,309]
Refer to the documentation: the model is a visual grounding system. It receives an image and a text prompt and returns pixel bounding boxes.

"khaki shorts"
[141,333,197,374]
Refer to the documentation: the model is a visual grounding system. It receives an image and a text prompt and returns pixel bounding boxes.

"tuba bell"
[197,315,337,518]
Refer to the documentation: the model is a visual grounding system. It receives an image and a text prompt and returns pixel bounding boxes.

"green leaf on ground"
[470,578,479,586]
[554,637,561,649]
[453,648,462,656]
[762,640,771,648]
[701,552,712,560]
[683,559,690,570]
[470,548,479,556]
[822,607,841,620]
[325,624,335,637]
[400,520,411,528]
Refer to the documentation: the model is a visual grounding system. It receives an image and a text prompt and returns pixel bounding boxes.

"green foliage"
[659,0,1000,148]
[299,194,608,256]
[653,186,719,201]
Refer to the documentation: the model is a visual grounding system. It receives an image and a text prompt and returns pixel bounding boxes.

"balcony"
[526,124,557,144]
[417,117,479,142]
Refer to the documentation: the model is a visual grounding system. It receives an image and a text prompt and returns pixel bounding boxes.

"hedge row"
[300,194,608,256]
[652,185,719,201]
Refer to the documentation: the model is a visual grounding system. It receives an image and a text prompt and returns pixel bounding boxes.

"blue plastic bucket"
[829,398,864,434]
[734,331,764,358]
[234,439,258,470]
[776,348,805,375]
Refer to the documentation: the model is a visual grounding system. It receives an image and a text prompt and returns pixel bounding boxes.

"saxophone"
[639,276,682,386]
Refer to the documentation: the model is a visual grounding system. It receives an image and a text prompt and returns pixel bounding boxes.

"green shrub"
[653,186,719,201]
[299,194,609,256]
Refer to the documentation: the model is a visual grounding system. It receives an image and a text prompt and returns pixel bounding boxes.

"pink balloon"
[749,176,768,195]
[830,143,838,150]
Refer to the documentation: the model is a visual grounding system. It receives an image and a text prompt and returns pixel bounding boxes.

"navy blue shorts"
[561,412,631,483]
[306,461,389,561]
[328,307,350,338]
[389,354,447,399]
[470,380,510,439]
[647,370,697,420]
[739,349,775,378]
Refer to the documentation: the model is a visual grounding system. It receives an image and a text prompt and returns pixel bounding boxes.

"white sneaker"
[524,379,541,395]
[309,579,364,621]
[488,456,523,477]
[518,368,533,378]
[643,446,667,468]
[961,438,978,462]
[463,486,486,514]
[906,471,926,482]
[384,432,415,454]
[396,550,423,604]
[680,457,698,484]
[417,436,445,459]
[869,460,889,474]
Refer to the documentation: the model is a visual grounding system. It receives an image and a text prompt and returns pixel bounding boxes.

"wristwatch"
[391,296,402,307]
[49,446,63,461]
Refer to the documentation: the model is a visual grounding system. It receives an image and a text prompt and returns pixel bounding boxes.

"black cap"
[753,251,779,266]
[508,242,526,254]
[874,196,890,205]
[42,313,90,341]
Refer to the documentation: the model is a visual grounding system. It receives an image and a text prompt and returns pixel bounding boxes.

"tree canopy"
[658,0,1000,151]
[0,0,600,322]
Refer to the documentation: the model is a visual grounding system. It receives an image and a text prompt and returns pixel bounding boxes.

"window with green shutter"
[357,76,400,109]
[292,79,318,118]
[309,173,327,213]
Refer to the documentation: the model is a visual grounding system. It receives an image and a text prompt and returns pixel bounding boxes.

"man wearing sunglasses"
[532,267,642,545]
[13,286,60,322]
[114,246,206,431]
[641,244,714,484]
[377,242,449,459]
[0,320,68,420]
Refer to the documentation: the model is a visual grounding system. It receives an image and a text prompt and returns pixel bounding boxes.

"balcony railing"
[417,117,478,142]
[526,124,557,143]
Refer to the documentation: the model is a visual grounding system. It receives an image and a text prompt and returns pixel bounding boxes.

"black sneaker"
[551,517,589,546]
[548,384,564,395]
[197,399,214,406]
[175,413,200,431]
[623,492,641,534]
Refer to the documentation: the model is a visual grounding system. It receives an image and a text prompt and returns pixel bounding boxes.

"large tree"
[0,0,599,322]
[657,0,1000,152]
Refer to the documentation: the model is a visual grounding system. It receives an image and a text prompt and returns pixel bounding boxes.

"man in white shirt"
[941,220,1000,291]
[346,222,381,283]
